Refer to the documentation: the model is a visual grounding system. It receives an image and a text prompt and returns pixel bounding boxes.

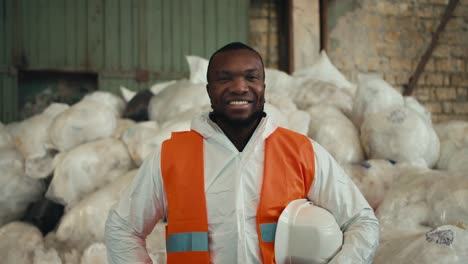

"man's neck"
[210,113,263,152]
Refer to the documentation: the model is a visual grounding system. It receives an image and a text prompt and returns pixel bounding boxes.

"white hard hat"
[275,199,343,264]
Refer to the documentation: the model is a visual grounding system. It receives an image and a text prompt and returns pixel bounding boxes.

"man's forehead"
[212,49,262,65]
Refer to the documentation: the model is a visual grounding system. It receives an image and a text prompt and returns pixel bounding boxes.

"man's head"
[206,42,266,127]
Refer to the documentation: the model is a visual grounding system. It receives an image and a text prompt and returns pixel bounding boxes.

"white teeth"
[229,101,248,105]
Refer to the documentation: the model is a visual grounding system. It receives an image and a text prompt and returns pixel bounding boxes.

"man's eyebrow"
[215,70,232,76]
[244,69,260,74]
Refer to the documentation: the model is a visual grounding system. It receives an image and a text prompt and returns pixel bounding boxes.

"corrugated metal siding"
[1,0,248,123]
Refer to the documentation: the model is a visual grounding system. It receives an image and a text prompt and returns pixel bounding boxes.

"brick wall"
[249,0,279,69]
[327,0,468,122]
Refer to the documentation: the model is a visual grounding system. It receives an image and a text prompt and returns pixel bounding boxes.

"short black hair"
[206,42,265,82]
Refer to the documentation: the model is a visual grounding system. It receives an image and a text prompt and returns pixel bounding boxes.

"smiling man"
[105,42,380,264]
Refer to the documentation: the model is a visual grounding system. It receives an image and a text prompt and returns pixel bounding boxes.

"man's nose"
[231,77,248,93]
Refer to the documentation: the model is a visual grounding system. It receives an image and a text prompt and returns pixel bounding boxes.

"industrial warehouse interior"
[0,0,467,263]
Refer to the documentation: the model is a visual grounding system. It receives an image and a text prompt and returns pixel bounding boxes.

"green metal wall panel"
[1,0,249,121]
[0,73,18,123]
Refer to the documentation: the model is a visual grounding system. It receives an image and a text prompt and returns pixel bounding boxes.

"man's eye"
[246,75,258,81]
[217,77,231,82]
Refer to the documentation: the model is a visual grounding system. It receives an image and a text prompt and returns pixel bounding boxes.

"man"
[105,42,380,263]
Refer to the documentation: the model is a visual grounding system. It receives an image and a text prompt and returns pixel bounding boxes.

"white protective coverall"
[105,113,380,264]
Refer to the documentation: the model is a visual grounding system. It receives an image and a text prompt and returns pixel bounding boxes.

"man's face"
[206,49,265,125]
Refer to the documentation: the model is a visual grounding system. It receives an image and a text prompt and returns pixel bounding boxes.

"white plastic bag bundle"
[46,138,134,207]
[293,79,354,117]
[0,222,44,264]
[426,175,468,228]
[6,103,69,178]
[360,106,440,167]
[0,148,44,225]
[307,105,364,164]
[0,122,14,148]
[121,121,159,166]
[434,120,468,172]
[80,243,107,264]
[266,94,310,135]
[374,225,468,264]
[81,91,125,118]
[264,68,298,99]
[49,99,119,152]
[293,50,356,92]
[55,170,137,251]
[33,247,62,264]
[150,80,177,96]
[187,55,209,84]
[376,167,448,236]
[43,232,81,264]
[352,73,404,127]
[343,159,399,210]
[148,80,209,124]
[113,118,136,139]
[404,96,432,125]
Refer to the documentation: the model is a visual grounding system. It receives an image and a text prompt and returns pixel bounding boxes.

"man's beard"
[209,110,266,128]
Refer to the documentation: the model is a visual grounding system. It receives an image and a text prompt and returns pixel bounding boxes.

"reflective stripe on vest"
[161,127,315,264]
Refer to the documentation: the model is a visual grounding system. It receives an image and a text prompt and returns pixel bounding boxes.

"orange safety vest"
[161,127,315,264]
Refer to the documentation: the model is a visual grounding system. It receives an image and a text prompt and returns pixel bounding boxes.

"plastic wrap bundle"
[293,50,356,92]
[351,73,404,127]
[121,121,159,166]
[55,170,137,251]
[33,247,62,264]
[307,105,364,164]
[361,106,440,167]
[264,68,298,99]
[149,80,177,96]
[267,94,310,135]
[49,101,116,152]
[434,120,468,172]
[43,232,81,264]
[113,119,136,139]
[404,96,432,125]
[0,222,44,264]
[80,243,107,264]
[0,122,14,148]
[6,103,69,178]
[81,91,126,118]
[374,225,468,264]
[293,79,354,117]
[187,55,208,84]
[376,167,451,237]
[148,79,209,124]
[46,138,134,207]
[426,175,468,229]
[343,159,398,210]
[0,147,44,225]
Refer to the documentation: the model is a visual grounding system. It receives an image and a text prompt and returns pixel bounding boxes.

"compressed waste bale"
[7,103,69,178]
[352,73,404,127]
[434,120,468,172]
[55,170,137,251]
[374,225,468,264]
[49,94,121,152]
[80,243,107,264]
[360,106,440,168]
[121,121,159,166]
[0,222,44,264]
[46,138,134,207]
[343,159,398,210]
[0,147,44,225]
[148,80,209,124]
[307,105,364,164]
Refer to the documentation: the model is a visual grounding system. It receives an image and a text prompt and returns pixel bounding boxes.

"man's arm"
[105,148,167,264]
[307,141,380,264]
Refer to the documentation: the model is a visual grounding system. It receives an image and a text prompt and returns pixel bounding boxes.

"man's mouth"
[229,100,249,105]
